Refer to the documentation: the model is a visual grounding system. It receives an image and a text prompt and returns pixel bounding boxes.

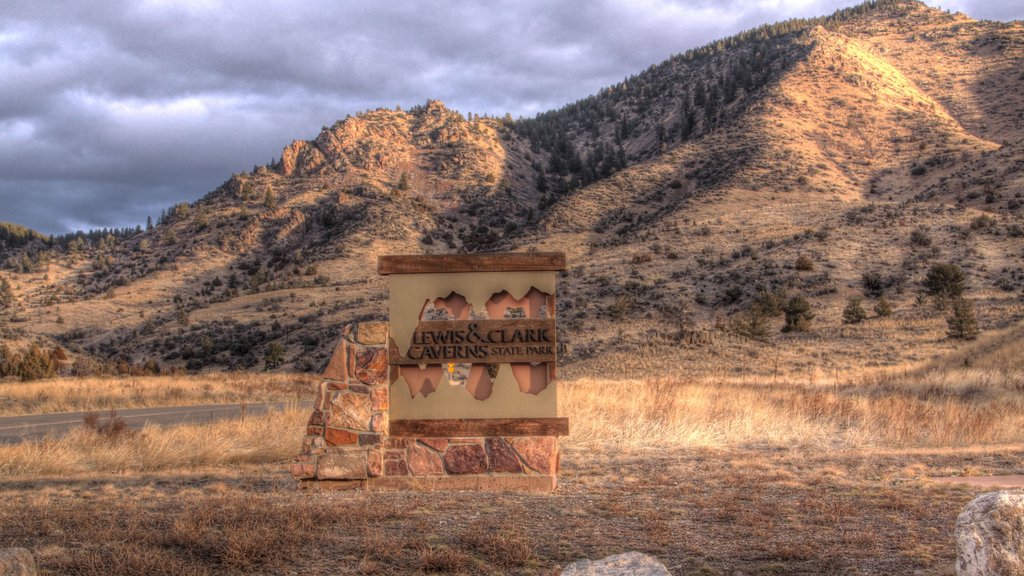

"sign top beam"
[378,253,566,275]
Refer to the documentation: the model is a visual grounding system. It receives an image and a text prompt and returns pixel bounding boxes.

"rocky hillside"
[1,0,1022,379]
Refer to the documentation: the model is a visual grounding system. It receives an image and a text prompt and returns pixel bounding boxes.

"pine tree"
[782,295,814,332]
[924,263,966,307]
[842,296,867,324]
[17,343,57,381]
[946,298,980,340]
[0,277,12,309]
[874,297,893,317]
[265,342,286,369]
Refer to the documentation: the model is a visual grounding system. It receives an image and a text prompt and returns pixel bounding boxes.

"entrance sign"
[380,253,565,422]
[291,252,567,492]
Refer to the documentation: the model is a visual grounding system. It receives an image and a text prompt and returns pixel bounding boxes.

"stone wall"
[290,322,560,491]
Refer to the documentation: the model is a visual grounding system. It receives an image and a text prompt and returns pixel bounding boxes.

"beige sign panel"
[379,254,564,421]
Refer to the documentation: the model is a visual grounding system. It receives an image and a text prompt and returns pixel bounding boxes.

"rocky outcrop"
[955,491,1024,576]
[561,552,670,576]
[275,101,504,183]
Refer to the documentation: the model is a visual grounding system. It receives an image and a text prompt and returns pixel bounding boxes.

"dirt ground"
[2,443,1019,575]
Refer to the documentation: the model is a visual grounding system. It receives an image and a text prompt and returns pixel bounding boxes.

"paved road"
[0,402,307,444]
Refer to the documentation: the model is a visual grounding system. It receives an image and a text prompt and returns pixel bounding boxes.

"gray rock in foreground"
[0,549,36,576]
[561,552,670,576]
[955,491,1024,576]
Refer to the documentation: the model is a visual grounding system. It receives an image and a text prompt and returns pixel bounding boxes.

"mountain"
[1,0,1022,379]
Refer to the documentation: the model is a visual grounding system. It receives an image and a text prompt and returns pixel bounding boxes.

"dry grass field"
[0,372,315,417]
[0,339,1021,575]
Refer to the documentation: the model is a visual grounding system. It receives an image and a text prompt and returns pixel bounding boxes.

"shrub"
[0,277,12,309]
[17,343,58,381]
[754,288,788,317]
[782,295,814,333]
[795,254,814,271]
[862,271,886,298]
[946,298,979,340]
[874,297,893,317]
[969,214,996,231]
[0,345,18,377]
[83,409,133,440]
[842,297,867,324]
[923,263,966,305]
[728,307,770,341]
[909,227,931,247]
[264,342,286,370]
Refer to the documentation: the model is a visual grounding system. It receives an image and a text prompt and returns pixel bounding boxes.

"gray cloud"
[1,0,1020,235]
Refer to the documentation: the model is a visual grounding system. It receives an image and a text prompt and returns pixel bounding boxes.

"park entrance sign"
[291,252,568,491]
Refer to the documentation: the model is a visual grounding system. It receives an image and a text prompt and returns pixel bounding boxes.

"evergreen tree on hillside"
[924,263,966,307]
[782,295,815,332]
[842,296,867,324]
[946,298,980,340]
[0,277,13,309]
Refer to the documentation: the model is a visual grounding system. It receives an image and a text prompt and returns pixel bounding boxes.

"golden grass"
[0,372,316,416]
[562,366,1024,450]
[0,366,1020,575]
[2,356,1021,479]
[0,406,307,477]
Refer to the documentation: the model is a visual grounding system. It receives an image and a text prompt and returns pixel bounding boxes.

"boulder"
[561,552,670,576]
[0,548,37,576]
[955,491,1024,576]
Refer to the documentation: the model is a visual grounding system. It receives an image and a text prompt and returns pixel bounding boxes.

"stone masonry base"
[290,322,560,492]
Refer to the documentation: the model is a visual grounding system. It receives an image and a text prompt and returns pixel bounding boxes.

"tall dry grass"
[2,355,1021,477]
[561,366,1024,450]
[0,372,316,416]
[0,407,307,476]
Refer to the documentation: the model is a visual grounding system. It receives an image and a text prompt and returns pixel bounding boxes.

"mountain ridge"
[2,0,1022,379]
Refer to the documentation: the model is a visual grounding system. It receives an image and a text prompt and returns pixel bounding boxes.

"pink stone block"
[325,428,358,446]
[367,448,383,477]
[317,450,368,480]
[444,444,487,475]
[384,451,409,476]
[418,438,449,452]
[511,437,556,474]
[358,433,382,446]
[328,391,371,430]
[289,455,317,479]
[370,412,389,433]
[322,340,356,382]
[307,410,325,427]
[486,437,523,473]
[370,387,389,411]
[355,348,388,386]
[408,442,445,476]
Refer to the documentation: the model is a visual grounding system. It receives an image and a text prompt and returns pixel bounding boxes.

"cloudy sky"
[2,0,1021,235]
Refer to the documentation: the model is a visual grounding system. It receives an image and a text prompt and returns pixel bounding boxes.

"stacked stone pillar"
[289,321,389,483]
[291,321,560,491]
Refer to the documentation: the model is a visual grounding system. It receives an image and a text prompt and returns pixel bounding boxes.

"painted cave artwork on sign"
[379,253,565,420]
